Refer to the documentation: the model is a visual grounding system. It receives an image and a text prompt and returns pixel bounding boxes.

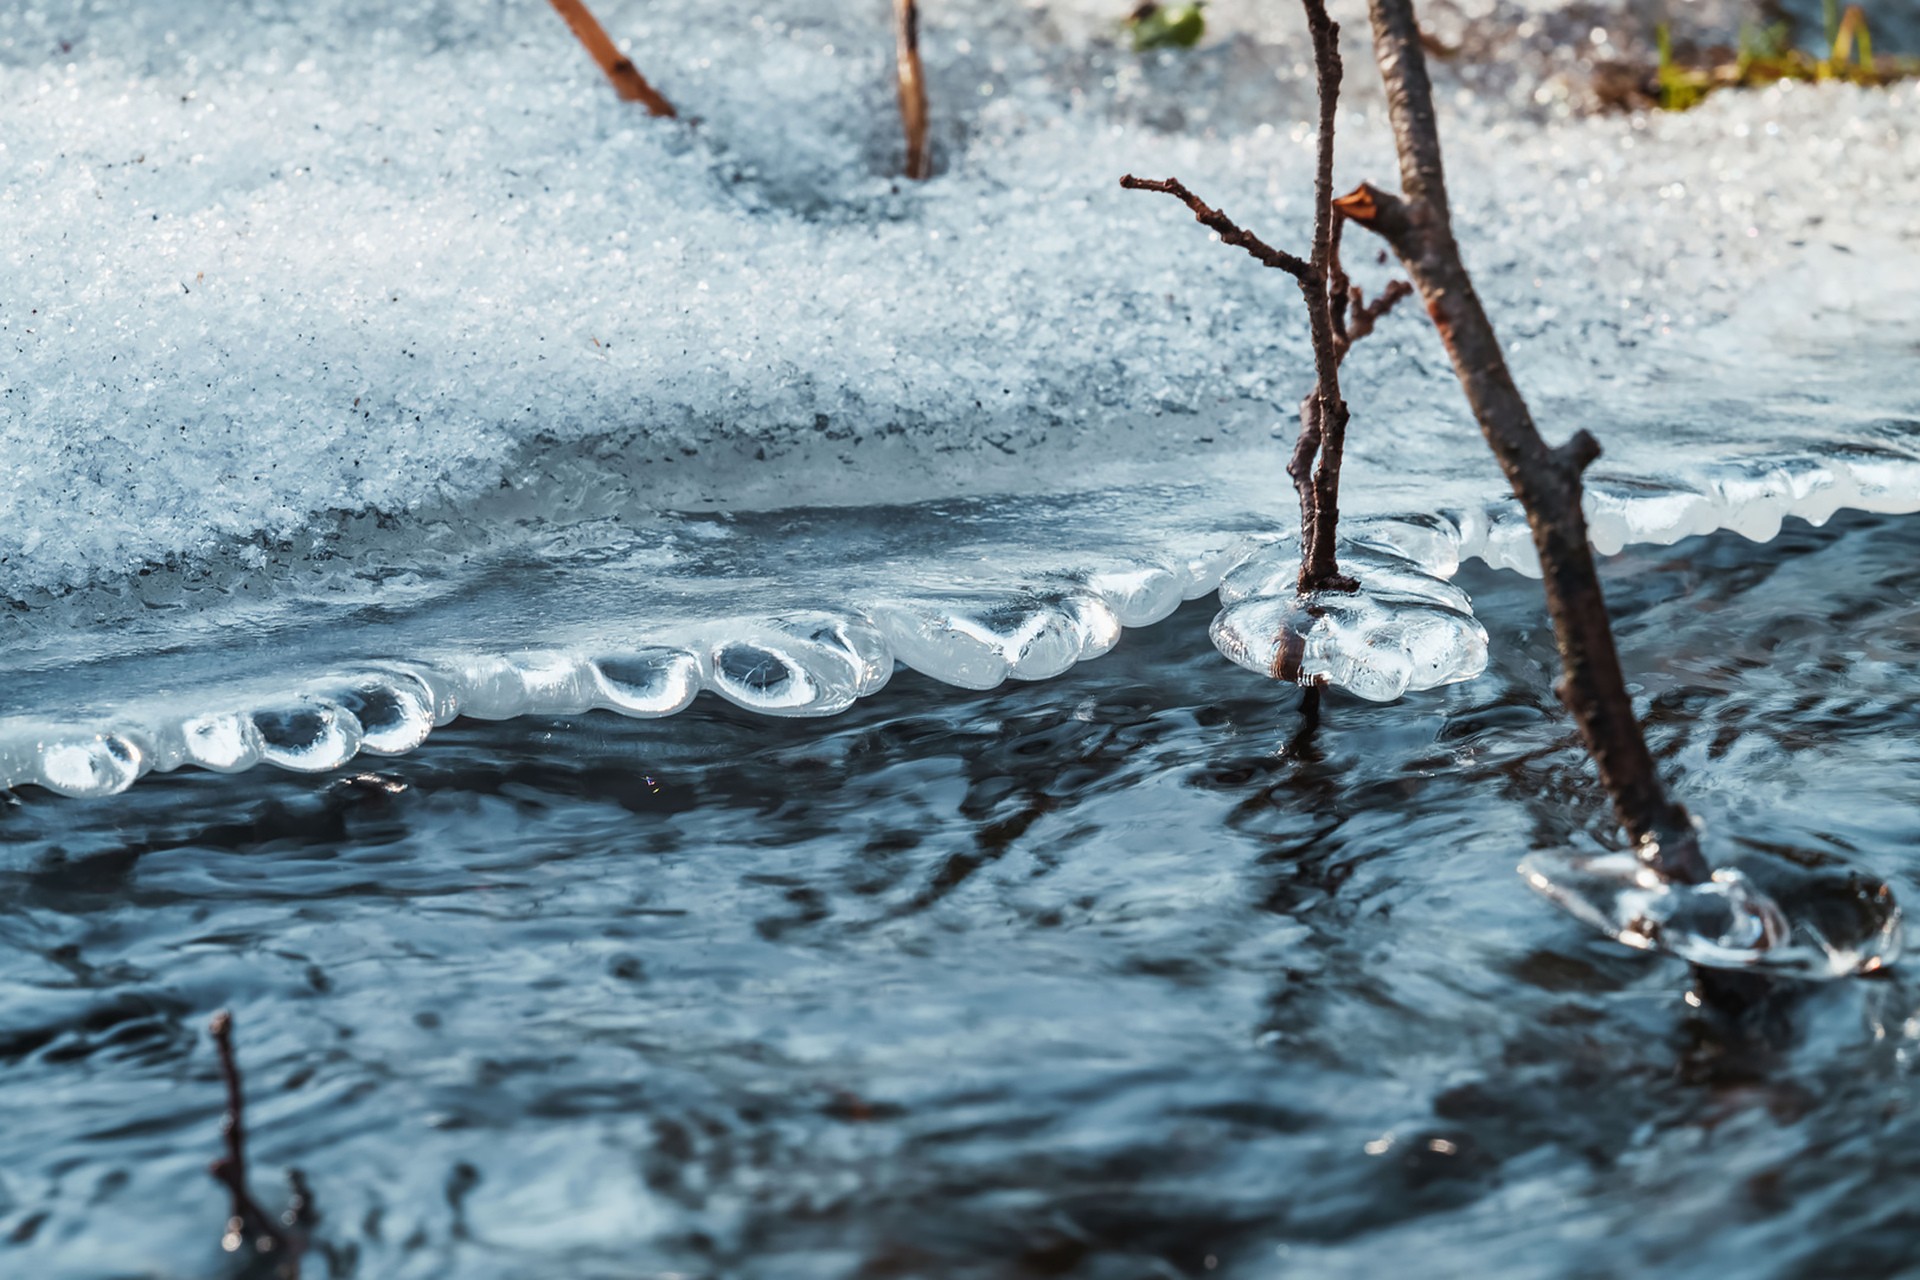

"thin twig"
[1342,0,1707,884]
[1118,176,1312,279]
[209,1011,301,1273]
[895,0,932,179]
[1121,0,1411,606]
[547,0,676,117]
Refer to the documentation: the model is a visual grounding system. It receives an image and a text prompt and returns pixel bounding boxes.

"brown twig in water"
[209,1011,305,1277]
[1335,0,1707,884]
[1121,0,1409,602]
[895,0,932,179]
[547,0,676,117]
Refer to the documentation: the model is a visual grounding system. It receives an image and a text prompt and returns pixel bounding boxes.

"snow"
[3,0,1919,792]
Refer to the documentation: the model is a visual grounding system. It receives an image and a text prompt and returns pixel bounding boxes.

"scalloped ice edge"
[0,541,1244,799]
[4,442,1919,798]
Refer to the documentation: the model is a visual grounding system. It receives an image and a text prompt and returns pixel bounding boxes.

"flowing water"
[4,509,1918,1280]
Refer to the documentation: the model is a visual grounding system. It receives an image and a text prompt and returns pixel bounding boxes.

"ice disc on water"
[1210,588,1488,701]
[1521,845,1902,979]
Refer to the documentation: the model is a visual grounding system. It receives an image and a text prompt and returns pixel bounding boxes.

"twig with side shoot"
[547,0,677,117]
[1119,0,1408,603]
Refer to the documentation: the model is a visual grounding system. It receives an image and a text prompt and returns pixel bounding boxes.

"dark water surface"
[4,512,1919,1280]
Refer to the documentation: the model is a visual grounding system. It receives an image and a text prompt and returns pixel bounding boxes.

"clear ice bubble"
[590,647,704,717]
[1336,546,1475,614]
[1520,843,1902,979]
[1346,514,1463,578]
[699,611,900,715]
[707,635,851,715]
[870,598,1013,691]
[332,675,436,756]
[999,599,1087,681]
[179,712,264,772]
[252,701,364,773]
[1215,537,1302,607]
[1584,476,1716,555]
[37,733,145,798]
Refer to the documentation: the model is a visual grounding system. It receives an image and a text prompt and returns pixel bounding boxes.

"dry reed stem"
[547,0,676,117]
[895,0,932,179]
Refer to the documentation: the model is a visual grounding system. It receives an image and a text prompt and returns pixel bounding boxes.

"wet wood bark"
[1337,0,1707,883]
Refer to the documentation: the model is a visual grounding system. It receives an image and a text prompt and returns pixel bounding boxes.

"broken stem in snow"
[1122,0,1408,614]
[547,0,677,117]
[1336,0,1708,884]
[895,0,932,179]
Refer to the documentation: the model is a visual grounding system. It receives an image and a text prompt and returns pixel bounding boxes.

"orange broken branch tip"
[1331,186,1378,222]
[546,0,676,117]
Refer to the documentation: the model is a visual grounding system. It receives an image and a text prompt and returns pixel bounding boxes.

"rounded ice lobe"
[709,640,838,715]
[1520,844,1902,979]
[590,648,703,717]
[695,612,894,716]
[333,675,435,755]
[252,701,363,772]
[1061,592,1123,662]
[771,613,894,697]
[37,733,144,798]
[869,592,1097,690]
[180,712,264,772]
[455,652,599,720]
[1086,564,1183,628]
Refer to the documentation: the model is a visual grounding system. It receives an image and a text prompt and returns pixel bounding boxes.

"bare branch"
[547,0,677,117]
[1293,0,1359,594]
[1365,0,1448,219]
[1123,0,1409,601]
[1354,0,1706,884]
[1119,176,1314,282]
[895,0,932,179]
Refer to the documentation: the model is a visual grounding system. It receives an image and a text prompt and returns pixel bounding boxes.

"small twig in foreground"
[209,1011,308,1277]
[547,0,677,117]
[895,0,932,179]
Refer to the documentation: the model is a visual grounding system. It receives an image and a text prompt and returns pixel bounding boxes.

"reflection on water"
[2,513,1918,1279]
